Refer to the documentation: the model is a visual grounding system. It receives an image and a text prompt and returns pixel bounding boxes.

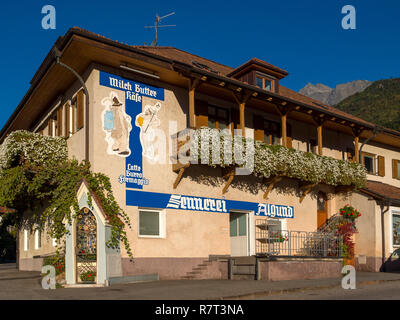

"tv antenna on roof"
[145,11,176,47]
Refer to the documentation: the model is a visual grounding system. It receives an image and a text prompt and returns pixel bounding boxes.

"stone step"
[192,267,207,271]
[232,256,256,265]
[231,274,256,280]
[232,265,256,274]
[187,271,202,275]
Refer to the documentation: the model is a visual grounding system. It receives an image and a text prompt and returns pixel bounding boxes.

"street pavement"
[259,281,400,300]
[0,265,400,300]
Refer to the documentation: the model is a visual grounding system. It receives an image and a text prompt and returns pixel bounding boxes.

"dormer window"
[256,75,274,91]
[227,58,288,94]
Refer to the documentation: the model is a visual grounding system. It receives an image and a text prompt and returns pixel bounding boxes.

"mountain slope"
[335,78,400,131]
[299,80,371,105]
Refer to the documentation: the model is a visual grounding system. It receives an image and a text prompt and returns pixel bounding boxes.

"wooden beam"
[299,183,317,203]
[317,124,323,155]
[354,136,360,163]
[189,78,200,129]
[312,117,325,156]
[222,169,235,194]
[173,166,188,189]
[281,113,287,147]
[263,176,283,199]
[335,185,354,194]
[240,102,245,136]
[232,91,252,136]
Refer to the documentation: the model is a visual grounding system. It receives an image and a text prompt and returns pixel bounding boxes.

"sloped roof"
[132,41,374,128]
[0,27,391,143]
[361,180,400,204]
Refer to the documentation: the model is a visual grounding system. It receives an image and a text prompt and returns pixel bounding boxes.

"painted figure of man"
[135,102,162,162]
[101,92,132,156]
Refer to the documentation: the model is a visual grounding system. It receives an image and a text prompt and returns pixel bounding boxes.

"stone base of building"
[355,255,383,272]
[257,258,343,281]
[19,258,43,271]
[122,257,229,280]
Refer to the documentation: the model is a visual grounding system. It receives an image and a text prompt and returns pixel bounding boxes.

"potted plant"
[268,231,288,243]
[80,271,96,282]
[339,204,361,221]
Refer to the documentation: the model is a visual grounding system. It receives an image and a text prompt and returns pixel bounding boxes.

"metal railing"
[318,213,342,233]
[256,220,342,258]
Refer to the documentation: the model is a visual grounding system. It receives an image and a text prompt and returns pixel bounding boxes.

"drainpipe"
[53,47,90,162]
[359,126,380,164]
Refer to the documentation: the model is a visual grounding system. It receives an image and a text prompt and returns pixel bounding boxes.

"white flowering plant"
[0,130,67,172]
[190,127,366,189]
[0,130,133,259]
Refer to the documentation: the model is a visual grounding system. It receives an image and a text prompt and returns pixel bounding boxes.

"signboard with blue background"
[100,71,164,189]
[100,71,293,218]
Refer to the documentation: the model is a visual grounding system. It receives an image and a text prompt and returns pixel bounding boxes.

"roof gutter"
[53,47,90,162]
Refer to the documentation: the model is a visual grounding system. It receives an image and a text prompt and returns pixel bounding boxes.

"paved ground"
[1,265,400,300]
[259,281,400,300]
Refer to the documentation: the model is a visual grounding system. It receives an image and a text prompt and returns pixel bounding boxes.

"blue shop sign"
[126,190,294,218]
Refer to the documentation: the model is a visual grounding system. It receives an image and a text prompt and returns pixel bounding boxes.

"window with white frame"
[34,229,41,250]
[23,229,29,251]
[392,213,400,249]
[139,209,166,238]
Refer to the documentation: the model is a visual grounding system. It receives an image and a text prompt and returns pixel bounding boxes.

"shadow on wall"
[185,164,342,200]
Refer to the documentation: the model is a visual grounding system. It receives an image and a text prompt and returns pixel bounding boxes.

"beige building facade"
[3,28,400,284]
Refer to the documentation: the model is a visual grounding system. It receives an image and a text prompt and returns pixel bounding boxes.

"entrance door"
[230,212,249,256]
[76,207,97,283]
[317,192,328,229]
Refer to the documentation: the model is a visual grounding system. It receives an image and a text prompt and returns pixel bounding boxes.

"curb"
[218,278,400,300]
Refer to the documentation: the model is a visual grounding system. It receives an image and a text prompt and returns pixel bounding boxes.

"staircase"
[181,260,214,280]
[229,256,257,280]
[299,214,343,257]
[318,213,342,233]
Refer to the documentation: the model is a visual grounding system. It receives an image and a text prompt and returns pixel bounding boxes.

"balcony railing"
[256,220,342,258]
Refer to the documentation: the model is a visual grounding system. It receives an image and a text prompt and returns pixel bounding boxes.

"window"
[393,159,400,180]
[139,209,166,238]
[23,229,29,251]
[361,152,376,174]
[48,113,57,137]
[207,105,229,130]
[317,193,327,212]
[307,139,317,154]
[52,238,57,247]
[346,148,355,162]
[34,229,41,250]
[256,75,274,91]
[230,213,247,236]
[71,96,78,134]
[253,116,281,144]
[392,214,400,248]
[263,120,281,145]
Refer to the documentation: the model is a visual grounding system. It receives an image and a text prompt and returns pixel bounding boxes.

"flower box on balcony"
[174,127,367,189]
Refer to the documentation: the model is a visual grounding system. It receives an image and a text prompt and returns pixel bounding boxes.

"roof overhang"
[2,27,400,148]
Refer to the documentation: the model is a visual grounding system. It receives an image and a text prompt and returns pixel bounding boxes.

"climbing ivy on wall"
[0,130,132,258]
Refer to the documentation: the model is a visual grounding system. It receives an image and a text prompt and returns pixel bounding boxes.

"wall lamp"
[120,63,160,79]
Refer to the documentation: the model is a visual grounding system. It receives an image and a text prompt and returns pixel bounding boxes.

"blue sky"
[1,1,399,129]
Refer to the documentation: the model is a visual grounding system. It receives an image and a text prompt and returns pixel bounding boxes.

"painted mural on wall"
[135,102,162,163]
[101,91,132,156]
[99,71,165,189]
